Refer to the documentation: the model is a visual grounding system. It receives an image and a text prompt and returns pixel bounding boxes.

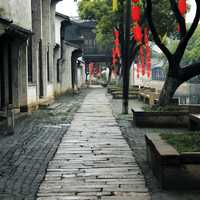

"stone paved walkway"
[37,89,150,200]
[0,91,87,200]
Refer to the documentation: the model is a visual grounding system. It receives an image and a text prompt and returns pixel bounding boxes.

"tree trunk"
[158,76,183,106]
[107,66,112,84]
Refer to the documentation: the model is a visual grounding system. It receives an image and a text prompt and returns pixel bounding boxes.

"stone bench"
[189,114,200,130]
[138,88,157,105]
[146,134,200,189]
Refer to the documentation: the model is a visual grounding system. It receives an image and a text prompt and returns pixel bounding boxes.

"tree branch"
[169,0,186,38]
[175,0,200,64]
[180,62,200,82]
[146,0,172,61]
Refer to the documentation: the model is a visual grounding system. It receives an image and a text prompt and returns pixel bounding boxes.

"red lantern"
[89,63,94,80]
[114,30,119,38]
[178,0,187,15]
[112,48,116,65]
[132,0,140,3]
[133,25,142,42]
[115,38,119,46]
[115,46,120,57]
[131,6,140,22]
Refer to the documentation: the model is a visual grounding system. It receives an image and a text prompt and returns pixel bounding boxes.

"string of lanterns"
[177,0,187,32]
[89,63,94,80]
[112,30,121,65]
[131,0,151,79]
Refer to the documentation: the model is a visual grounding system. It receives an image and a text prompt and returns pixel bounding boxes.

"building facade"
[0,0,32,112]
[0,0,86,114]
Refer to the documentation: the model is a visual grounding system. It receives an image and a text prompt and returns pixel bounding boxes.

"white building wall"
[60,44,76,92]
[131,64,200,102]
[55,16,62,45]
[0,0,32,30]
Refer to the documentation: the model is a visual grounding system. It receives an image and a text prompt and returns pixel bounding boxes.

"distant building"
[129,44,200,104]
[63,19,112,81]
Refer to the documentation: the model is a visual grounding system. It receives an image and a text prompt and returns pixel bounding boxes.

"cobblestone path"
[37,89,150,200]
[0,91,86,200]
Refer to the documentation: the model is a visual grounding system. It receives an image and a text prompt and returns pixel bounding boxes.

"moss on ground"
[160,133,200,153]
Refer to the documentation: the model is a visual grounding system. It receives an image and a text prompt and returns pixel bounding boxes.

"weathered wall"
[60,44,76,92]
[0,0,32,30]
[55,16,62,45]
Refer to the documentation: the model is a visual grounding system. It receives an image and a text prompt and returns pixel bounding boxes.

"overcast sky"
[56,0,197,22]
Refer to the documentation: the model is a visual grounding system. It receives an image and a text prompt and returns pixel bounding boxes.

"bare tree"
[146,0,200,106]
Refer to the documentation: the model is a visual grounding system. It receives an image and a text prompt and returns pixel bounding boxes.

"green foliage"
[158,24,200,74]
[151,0,177,37]
[161,133,200,153]
[78,0,177,53]
[78,0,119,50]
[182,25,200,65]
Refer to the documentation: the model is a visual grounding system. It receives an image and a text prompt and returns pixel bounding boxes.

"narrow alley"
[37,88,150,200]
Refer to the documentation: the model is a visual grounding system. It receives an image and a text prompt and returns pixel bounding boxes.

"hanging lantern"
[132,0,140,3]
[139,46,145,76]
[112,48,116,65]
[178,0,187,15]
[114,30,119,38]
[113,29,120,59]
[89,63,94,80]
[115,46,121,57]
[96,65,100,77]
[133,25,142,43]
[131,6,141,22]
[115,38,119,47]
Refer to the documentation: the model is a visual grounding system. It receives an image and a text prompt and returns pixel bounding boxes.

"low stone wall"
[145,134,200,189]
[132,110,189,128]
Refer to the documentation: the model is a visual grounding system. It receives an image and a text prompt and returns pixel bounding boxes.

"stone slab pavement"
[37,89,151,200]
[0,91,87,200]
[109,94,200,200]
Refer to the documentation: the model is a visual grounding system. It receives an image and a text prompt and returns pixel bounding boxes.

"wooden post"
[122,0,131,114]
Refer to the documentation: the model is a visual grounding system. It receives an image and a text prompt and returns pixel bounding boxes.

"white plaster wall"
[77,68,85,88]
[0,0,32,30]
[0,0,10,17]
[131,66,200,97]
[78,64,86,86]
[47,83,54,97]
[55,16,62,45]
[28,85,37,105]
[60,45,76,92]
